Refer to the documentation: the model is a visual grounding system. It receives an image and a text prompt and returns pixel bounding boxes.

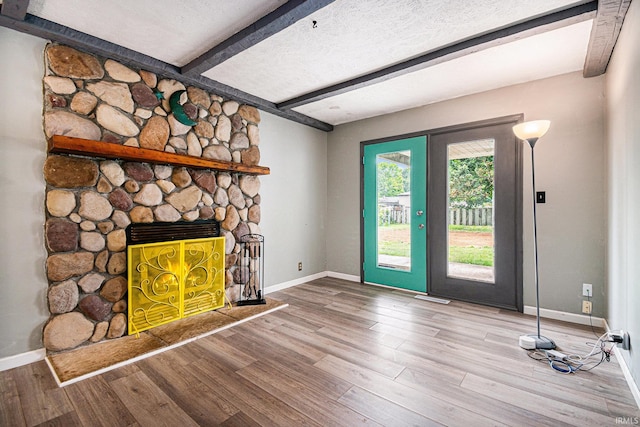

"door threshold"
[414,294,451,304]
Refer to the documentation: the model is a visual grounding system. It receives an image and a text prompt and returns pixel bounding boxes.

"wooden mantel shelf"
[48,135,270,175]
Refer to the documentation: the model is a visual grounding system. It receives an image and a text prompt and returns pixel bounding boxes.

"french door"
[361,117,522,311]
[428,121,522,310]
[362,137,427,292]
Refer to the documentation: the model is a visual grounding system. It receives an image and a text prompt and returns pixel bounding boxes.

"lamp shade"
[512,120,551,142]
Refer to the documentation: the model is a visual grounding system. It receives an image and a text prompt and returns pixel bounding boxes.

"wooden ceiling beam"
[583,0,631,77]
[182,0,335,76]
[0,13,333,131]
[0,0,30,20]
[278,1,598,111]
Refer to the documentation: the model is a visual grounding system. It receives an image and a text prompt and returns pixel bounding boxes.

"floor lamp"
[513,120,556,350]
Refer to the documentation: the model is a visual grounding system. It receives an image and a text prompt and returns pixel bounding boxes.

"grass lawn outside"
[379,240,410,257]
[448,245,494,266]
[448,224,493,233]
[377,224,494,266]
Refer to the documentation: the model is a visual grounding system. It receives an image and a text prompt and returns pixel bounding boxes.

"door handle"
[418,224,425,230]
[416,210,424,216]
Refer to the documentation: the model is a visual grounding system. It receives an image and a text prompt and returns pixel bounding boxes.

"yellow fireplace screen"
[127,237,225,334]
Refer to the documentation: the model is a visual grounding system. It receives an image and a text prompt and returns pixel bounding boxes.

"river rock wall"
[41,44,262,352]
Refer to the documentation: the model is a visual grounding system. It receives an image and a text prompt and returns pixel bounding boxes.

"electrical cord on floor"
[586,293,600,339]
[527,332,614,374]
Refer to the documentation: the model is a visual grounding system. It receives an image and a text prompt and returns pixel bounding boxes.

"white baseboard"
[604,320,640,409]
[615,352,640,409]
[0,348,46,372]
[265,271,329,293]
[327,271,360,282]
[523,306,606,328]
[265,271,362,294]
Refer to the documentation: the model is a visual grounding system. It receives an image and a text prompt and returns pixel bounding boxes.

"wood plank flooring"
[2,277,639,426]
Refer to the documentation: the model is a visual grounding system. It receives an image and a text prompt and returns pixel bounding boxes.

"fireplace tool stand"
[237,234,266,306]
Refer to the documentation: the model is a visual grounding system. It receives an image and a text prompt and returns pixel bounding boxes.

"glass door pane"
[447,139,495,283]
[376,150,411,271]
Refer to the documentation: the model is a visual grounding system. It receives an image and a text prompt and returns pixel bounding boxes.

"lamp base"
[519,333,556,350]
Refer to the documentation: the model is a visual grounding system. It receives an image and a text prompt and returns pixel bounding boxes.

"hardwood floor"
[2,277,639,426]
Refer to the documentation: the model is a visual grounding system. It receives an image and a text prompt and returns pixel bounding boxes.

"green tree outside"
[448,156,494,208]
[377,162,405,197]
[401,167,410,193]
[377,156,494,206]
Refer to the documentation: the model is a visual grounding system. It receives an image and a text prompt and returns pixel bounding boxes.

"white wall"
[605,0,640,395]
[327,71,606,316]
[259,112,328,288]
[0,28,50,358]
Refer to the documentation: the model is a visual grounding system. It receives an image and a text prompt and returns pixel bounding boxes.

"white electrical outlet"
[582,300,592,314]
[582,283,593,297]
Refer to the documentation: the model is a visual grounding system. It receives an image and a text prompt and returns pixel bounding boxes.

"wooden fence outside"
[379,206,410,225]
[379,206,493,226]
[449,207,493,226]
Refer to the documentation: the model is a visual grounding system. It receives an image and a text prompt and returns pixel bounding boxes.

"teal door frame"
[361,136,427,292]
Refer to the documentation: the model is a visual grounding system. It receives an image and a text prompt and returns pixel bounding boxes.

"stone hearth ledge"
[45,298,288,387]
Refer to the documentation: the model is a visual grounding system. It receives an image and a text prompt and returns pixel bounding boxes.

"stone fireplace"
[41,44,266,353]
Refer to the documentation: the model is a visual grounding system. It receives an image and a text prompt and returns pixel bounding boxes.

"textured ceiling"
[22,0,598,127]
[293,20,593,124]
[204,0,587,103]
[27,0,288,66]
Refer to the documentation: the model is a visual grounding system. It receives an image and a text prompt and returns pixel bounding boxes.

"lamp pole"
[528,138,541,340]
[513,120,555,350]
